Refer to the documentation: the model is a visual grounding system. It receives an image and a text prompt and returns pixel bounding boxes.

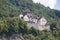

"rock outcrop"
[0,34,24,40]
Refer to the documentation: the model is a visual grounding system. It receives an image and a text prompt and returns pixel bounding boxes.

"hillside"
[0,0,60,40]
[0,0,60,19]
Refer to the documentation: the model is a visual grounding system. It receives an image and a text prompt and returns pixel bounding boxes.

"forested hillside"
[0,0,60,19]
[0,0,60,40]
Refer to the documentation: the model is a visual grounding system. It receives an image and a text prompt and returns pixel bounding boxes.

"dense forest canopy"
[0,0,60,19]
[0,0,60,40]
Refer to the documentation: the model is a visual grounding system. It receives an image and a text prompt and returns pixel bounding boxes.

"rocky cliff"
[0,34,24,40]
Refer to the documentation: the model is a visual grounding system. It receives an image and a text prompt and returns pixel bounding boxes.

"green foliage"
[0,17,27,34]
[0,0,60,40]
[24,34,35,40]
[0,18,60,40]
[0,0,60,20]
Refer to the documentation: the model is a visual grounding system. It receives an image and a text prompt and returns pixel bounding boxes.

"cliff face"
[0,34,24,40]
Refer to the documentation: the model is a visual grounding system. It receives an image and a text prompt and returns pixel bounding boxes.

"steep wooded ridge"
[0,0,60,40]
[0,0,60,19]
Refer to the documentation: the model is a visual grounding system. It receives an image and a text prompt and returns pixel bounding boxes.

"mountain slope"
[0,0,60,40]
[0,0,60,22]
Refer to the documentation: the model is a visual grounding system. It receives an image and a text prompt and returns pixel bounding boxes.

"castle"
[19,9,50,31]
